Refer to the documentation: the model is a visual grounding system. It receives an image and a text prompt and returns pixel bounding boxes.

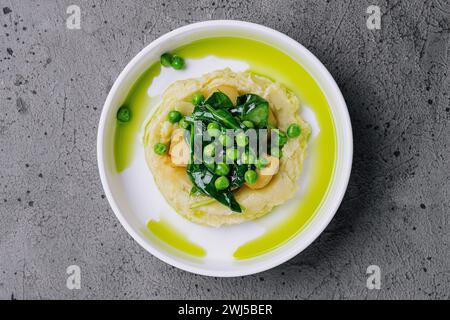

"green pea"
[203,143,216,158]
[287,123,301,138]
[271,146,282,158]
[192,93,205,106]
[226,148,238,161]
[160,53,173,67]
[244,170,258,185]
[273,129,288,146]
[215,176,230,191]
[256,157,270,169]
[179,117,190,129]
[208,122,220,130]
[215,163,230,176]
[171,55,185,70]
[241,152,255,165]
[117,106,131,122]
[154,143,167,155]
[168,110,182,123]
[207,122,221,138]
[219,134,233,147]
[236,132,249,147]
[242,120,254,128]
[278,131,288,146]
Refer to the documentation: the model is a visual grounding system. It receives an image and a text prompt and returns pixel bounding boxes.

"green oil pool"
[114,63,161,172]
[146,220,206,257]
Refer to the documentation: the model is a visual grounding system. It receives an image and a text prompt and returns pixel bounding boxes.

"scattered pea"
[241,152,255,165]
[215,176,230,190]
[287,123,301,138]
[272,129,287,146]
[168,110,182,123]
[154,143,167,155]
[160,53,173,67]
[117,106,131,122]
[271,146,282,158]
[236,132,249,147]
[245,170,258,185]
[192,93,205,106]
[203,143,216,158]
[171,55,185,70]
[219,134,233,147]
[215,163,230,176]
[179,117,190,129]
[256,157,270,169]
[207,122,221,138]
[226,148,239,161]
[278,130,288,146]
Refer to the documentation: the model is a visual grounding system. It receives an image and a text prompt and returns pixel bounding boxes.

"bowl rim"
[97,20,353,277]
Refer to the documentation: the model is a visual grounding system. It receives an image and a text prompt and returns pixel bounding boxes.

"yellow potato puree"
[144,69,310,227]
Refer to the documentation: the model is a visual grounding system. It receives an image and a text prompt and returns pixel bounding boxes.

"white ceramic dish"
[97,20,352,277]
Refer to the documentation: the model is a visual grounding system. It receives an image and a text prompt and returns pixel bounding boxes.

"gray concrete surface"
[0,0,449,300]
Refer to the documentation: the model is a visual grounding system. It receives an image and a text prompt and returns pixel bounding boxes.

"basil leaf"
[235,94,269,128]
[230,164,248,190]
[205,92,234,109]
[204,104,241,129]
[190,104,216,123]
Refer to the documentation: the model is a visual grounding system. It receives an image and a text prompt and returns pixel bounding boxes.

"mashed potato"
[144,69,310,227]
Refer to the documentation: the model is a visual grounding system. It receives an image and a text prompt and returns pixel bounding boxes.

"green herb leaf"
[204,104,241,129]
[229,164,248,190]
[235,94,269,128]
[205,92,234,109]
[189,104,216,123]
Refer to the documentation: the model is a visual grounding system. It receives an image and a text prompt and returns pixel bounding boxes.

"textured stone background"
[0,0,449,300]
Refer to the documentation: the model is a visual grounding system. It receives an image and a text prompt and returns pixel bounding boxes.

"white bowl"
[97,20,352,277]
